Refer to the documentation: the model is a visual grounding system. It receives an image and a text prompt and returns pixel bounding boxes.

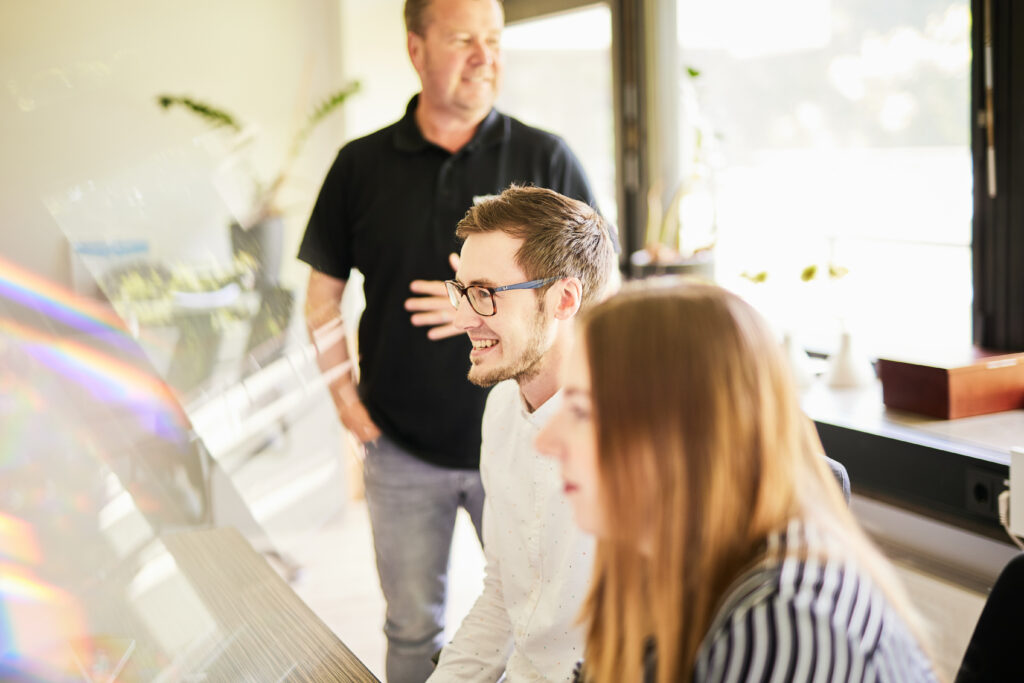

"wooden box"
[876,350,1024,419]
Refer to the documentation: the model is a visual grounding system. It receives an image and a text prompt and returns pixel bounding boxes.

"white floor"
[287,501,485,681]
[283,497,987,682]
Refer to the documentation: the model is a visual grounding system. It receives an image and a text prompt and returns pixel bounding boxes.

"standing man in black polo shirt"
[297,1,597,681]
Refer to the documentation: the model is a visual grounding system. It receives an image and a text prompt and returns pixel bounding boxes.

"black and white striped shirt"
[573,521,937,682]
[691,519,937,682]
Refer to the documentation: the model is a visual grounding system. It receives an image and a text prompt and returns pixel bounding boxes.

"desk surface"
[160,527,380,682]
[803,379,1020,541]
[22,527,381,682]
[804,380,1022,465]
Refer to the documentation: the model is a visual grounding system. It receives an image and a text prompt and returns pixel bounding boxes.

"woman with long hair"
[535,280,938,683]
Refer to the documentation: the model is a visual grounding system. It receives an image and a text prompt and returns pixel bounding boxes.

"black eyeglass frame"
[444,276,561,317]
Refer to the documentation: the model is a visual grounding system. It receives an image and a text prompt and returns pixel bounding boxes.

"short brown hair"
[404,0,504,36]
[404,0,431,35]
[455,185,617,308]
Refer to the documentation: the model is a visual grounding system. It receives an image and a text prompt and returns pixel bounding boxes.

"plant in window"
[798,262,849,283]
[803,263,873,388]
[739,261,853,388]
[642,66,719,267]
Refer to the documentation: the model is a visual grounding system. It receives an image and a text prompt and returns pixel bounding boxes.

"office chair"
[954,552,1024,683]
[824,454,851,503]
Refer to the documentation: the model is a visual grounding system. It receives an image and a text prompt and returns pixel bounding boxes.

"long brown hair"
[578,279,928,683]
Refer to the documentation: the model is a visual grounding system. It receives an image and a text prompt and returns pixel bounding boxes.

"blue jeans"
[363,435,485,683]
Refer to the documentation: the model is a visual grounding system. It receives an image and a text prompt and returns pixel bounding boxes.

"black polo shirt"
[298,95,596,469]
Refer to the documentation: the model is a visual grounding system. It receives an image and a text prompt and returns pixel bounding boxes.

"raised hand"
[405,252,465,341]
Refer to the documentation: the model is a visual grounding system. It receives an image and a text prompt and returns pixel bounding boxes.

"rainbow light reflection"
[0,513,42,567]
[0,255,193,447]
[0,260,201,678]
[0,256,137,355]
[0,553,91,679]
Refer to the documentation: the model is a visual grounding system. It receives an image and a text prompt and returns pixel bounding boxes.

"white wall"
[0,0,347,290]
[337,0,420,139]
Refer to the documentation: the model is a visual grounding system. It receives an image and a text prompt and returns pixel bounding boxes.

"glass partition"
[0,3,360,677]
[0,234,363,677]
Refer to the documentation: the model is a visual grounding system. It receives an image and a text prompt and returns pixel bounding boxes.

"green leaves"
[742,263,848,284]
[289,81,362,160]
[828,263,849,279]
[155,82,360,222]
[305,82,362,130]
[156,95,242,133]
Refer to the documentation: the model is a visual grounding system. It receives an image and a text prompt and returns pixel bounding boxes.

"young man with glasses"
[427,185,617,682]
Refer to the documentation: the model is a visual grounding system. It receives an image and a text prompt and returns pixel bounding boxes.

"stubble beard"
[467,303,549,388]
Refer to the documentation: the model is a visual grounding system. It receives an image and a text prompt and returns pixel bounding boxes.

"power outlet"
[965,467,1006,518]
[1011,448,1024,537]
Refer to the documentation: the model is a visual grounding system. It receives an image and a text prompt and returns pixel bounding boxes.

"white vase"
[826,331,875,388]
[782,332,815,390]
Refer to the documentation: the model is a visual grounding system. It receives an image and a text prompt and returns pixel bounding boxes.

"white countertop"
[802,379,1022,463]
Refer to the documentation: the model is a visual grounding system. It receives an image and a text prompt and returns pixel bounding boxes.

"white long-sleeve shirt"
[429,380,594,682]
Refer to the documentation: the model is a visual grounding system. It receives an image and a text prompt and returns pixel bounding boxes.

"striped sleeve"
[693,538,938,682]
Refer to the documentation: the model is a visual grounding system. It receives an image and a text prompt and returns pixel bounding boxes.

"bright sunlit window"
[677,0,972,358]
[498,5,617,228]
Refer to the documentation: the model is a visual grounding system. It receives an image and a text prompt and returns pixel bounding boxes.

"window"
[498,4,618,227]
[676,0,972,357]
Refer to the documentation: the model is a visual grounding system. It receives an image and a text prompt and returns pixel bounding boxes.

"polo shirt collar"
[393,94,507,154]
[465,106,505,152]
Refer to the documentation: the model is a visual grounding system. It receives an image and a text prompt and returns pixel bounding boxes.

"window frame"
[972,0,1024,351]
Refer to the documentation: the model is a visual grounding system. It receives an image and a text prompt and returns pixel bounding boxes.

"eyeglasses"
[444,277,560,317]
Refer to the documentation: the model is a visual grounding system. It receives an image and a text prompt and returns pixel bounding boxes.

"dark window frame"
[504,0,648,263]
[973,0,1024,351]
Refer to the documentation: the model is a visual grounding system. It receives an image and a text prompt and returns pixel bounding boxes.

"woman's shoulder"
[694,521,938,682]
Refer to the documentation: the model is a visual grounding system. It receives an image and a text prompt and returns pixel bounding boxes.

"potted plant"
[156,83,360,288]
[633,67,718,281]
